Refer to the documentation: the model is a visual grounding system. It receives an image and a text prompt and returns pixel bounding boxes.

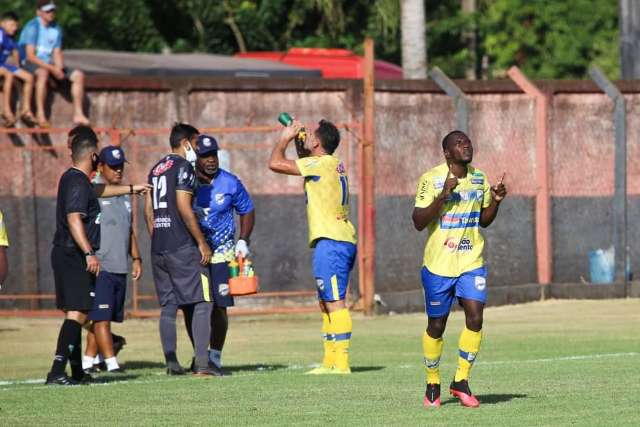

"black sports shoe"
[83,366,99,374]
[112,334,127,356]
[424,383,441,407]
[166,362,185,376]
[45,372,78,386]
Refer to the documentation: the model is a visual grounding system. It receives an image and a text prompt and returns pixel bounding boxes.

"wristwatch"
[84,250,96,257]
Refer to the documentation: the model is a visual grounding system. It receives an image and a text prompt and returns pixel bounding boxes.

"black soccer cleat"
[166,362,186,376]
[45,372,78,386]
[423,383,441,407]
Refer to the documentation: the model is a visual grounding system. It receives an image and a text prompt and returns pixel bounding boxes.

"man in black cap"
[82,146,142,374]
[46,130,149,385]
[187,134,255,373]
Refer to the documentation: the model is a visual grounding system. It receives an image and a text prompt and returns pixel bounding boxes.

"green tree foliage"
[1,0,620,78]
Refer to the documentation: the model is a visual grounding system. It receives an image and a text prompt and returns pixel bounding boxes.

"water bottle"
[278,112,307,145]
[228,259,239,278]
[242,258,253,277]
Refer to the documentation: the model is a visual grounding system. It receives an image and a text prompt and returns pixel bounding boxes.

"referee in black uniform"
[46,128,150,385]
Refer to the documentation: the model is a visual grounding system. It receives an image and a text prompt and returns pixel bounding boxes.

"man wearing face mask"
[47,129,150,385]
[144,123,216,376]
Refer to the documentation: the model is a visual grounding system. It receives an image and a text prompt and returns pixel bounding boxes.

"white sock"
[105,357,120,371]
[93,354,104,365]
[82,355,95,370]
[208,350,222,368]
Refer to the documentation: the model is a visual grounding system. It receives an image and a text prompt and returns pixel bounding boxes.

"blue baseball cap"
[196,135,219,156]
[99,146,127,167]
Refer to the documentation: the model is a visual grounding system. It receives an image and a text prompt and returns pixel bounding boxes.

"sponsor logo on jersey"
[219,283,229,296]
[444,237,473,252]
[429,300,441,306]
[433,178,444,190]
[471,178,484,184]
[153,216,172,229]
[215,193,225,205]
[418,179,429,200]
[336,162,346,174]
[152,159,174,176]
[99,304,110,309]
[474,276,486,291]
[316,279,325,291]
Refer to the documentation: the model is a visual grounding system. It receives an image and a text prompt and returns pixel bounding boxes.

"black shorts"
[88,271,127,322]
[152,245,211,307]
[210,262,234,308]
[51,246,96,311]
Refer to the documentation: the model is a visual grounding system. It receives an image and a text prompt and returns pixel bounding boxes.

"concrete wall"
[1,77,639,310]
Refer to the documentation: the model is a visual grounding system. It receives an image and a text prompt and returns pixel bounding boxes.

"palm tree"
[401,0,427,78]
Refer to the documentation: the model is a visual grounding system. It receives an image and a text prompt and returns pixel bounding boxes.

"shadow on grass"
[225,364,289,373]
[120,361,166,370]
[351,366,385,373]
[91,374,141,384]
[441,393,528,406]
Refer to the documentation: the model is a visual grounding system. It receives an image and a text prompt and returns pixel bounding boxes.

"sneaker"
[72,372,93,384]
[329,367,351,375]
[192,365,223,377]
[423,383,441,407]
[112,334,127,356]
[107,367,126,374]
[450,379,480,408]
[305,366,334,375]
[83,366,99,374]
[166,362,185,376]
[45,372,78,386]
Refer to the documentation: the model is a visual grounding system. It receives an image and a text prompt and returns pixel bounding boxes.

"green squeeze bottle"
[278,112,309,157]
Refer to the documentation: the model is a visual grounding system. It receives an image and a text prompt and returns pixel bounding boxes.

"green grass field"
[1,299,639,426]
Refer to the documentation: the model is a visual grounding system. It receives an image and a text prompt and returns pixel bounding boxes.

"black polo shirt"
[53,168,101,250]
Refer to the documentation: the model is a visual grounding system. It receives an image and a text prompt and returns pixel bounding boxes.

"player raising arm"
[269,118,357,375]
[412,131,506,408]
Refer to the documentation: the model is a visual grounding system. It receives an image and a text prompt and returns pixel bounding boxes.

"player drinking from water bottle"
[269,117,357,375]
[412,130,507,407]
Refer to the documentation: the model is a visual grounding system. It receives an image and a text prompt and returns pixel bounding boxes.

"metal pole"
[589,67,628,295]
[507,66,552,286]
[429,66,469,133]
[362,38,376,315]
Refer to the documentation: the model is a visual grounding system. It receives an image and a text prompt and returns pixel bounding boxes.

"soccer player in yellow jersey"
[269,118,357,375]
[413,131,506,408]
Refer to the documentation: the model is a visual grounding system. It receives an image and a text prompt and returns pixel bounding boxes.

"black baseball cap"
[99,146,127,167]
[196,135,219,156]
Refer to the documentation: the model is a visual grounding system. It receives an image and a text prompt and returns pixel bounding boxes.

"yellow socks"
[321,312,335,369]
[423,332,444,385]
[454,327,482,382]
[330,308,352,372]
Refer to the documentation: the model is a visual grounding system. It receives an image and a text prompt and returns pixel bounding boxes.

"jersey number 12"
[152,176,167,209]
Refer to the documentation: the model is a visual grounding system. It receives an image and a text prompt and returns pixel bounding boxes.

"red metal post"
[507,66,552,285]
[362,38,376,314]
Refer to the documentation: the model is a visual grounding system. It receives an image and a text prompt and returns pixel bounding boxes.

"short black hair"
[169,122,199,148]
[315,119,340,154]
[67,125,97,148]
[1,11,19,21]
[71,132,98,162]
[441,130,468,150]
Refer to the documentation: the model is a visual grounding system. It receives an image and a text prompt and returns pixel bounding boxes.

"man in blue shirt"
[189,134,255,373]
[17,0,89,127]
[0,11,36,127]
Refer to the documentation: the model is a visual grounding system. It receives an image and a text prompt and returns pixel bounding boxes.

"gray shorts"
[151,245,211,306]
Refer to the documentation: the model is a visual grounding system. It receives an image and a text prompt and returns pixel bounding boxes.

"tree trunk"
[400,0,427,79]
[462,0,478,80]
[620,0,640,78]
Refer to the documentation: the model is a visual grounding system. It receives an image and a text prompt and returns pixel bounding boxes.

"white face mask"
[184,143,197,166]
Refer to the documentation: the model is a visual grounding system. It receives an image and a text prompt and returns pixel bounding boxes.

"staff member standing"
[189,135,255,373]
[144,123,215,377]
[0,209,8,289]
[46,130,149,386]
[82,146,142,374]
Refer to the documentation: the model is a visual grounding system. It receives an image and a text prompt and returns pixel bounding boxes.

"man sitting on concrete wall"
[17,0,89,128]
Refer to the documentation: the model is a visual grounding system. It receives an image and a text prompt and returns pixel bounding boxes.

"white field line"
[1,352,637,389]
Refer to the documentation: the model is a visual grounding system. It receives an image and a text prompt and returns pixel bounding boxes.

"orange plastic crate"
[229,276,259,296]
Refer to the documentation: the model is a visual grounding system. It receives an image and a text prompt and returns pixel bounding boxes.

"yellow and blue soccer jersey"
[295,155,357,247]
[415,163,491,277]
[0,210,8,247]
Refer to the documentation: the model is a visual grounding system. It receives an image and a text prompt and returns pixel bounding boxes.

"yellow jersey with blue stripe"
[296,155,357,247]
[0,210,8,247]
[415,163,491,277]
